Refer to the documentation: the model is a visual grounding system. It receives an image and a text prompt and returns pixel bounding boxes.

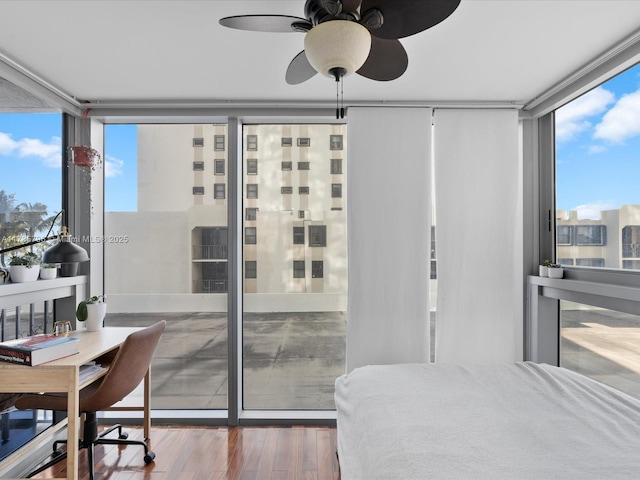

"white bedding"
[335,362,640,479]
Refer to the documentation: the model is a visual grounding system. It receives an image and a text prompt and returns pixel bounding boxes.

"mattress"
[334,362,640,479]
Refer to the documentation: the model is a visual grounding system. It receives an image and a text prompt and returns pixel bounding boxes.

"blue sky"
[555,63,640,219]
[2,63,640,220]
[0,117,137,215]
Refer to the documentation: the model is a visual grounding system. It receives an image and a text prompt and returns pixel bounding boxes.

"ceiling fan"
[219,0,462,85]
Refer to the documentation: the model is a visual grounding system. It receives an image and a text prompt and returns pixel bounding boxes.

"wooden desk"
[0,327,148,480]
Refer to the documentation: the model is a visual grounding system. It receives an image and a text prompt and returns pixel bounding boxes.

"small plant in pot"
[548,263,564,279]
[539,259,551,277]
[76,295,107,331]
[39,263,58,280]
[8,252,41,283]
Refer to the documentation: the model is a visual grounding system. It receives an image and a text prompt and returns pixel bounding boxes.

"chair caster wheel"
[119,432,129,440]
[144,451,156,464]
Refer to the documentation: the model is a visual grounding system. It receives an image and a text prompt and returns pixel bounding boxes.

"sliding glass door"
[104,123,229,410]
[241,124,347,410]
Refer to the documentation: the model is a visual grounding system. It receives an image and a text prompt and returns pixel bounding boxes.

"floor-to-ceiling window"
[554,63,640,397]
[104,123,229,410]
[0,112,62,459]
[241,124,347,410]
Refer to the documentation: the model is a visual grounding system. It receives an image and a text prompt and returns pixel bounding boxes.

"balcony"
[192,245,228,260]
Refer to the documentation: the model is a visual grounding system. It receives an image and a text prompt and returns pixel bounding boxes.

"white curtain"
[434,109,522,364]
[346,107,432,372]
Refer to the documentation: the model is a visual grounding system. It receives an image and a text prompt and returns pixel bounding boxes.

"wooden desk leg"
[144,368,151,440]
[66,368,80,480]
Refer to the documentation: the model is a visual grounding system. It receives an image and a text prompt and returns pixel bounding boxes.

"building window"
[576,225,606,245]
[299,186,309,195]
[200,262,228,293]
[282,137,292,147]
[214,135,225,151]
[297,137,311,147]
[245,227,257,245]
[245,261,257,279]
[557,225,573,245]
[576,258,605,267]
[309,225,327,247]
[293,260,305,278]
[247,158,258,175]
[312,260,323,278]
[247,184,258,199]
[214,159,225,175]
[298,162,310,170]
[331,158,343,174]
[245,208,258,221]
[298,210,305,219]
[282,161,292,171]
[214,183,225,199]
[331,183,342,198]
[193,161,205,171]
[330,134,343,150]
[293,226,305,245]
[193,137,204,147]
[192,186,205,195]
[559,258,574,266]
[622,225,640,258]
[247,134,258,151]
[281,186,293,194]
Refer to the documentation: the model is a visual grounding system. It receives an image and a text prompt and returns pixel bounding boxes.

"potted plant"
[539,259,551,277]
[548,263,564,279]
[39,263,58,280]
[0,267,8,285]
[8,252,41,283]
[76,295,107,331]
[68,145,101,169]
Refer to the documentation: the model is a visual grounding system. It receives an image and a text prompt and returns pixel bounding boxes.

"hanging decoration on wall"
[67,108,102,171]
[67,108,102,217]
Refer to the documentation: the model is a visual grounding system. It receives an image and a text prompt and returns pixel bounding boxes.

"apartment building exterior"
[556,204,640,270]
[105,123,348,313]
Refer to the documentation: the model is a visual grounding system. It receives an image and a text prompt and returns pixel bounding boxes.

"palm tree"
[0,190,26,266]
[15,202,52,256]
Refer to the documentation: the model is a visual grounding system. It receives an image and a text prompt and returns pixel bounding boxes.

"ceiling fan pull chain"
[336,76,340,119]
[340,76,345,119]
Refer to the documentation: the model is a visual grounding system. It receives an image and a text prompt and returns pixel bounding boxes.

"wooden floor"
[32,425,340,480]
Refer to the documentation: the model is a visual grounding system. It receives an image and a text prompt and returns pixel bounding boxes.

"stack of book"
[0,333,79,366]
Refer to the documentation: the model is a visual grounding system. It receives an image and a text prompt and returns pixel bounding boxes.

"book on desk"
[0,333,79,366]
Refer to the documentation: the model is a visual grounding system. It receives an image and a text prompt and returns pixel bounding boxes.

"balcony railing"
[192,245,228,260]
[193,279,227,293]
[623,244,640,258]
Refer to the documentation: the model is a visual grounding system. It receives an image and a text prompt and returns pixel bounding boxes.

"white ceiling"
[0,0,640,110]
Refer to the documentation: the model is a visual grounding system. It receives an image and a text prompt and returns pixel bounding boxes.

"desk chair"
[15,321,166,479]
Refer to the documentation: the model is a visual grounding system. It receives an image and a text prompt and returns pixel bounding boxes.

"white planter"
[40,266,57,280]
[539,265,549,277]
[85,303,107,331]
[548,267,564,279]
[9,265,40,283]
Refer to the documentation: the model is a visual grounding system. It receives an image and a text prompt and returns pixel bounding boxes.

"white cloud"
[555,87,615,142]
[104,154,124,178]
[573,201,618,220]
[594,89,640,143]
[0,131,61,167]
[587,145,606,154]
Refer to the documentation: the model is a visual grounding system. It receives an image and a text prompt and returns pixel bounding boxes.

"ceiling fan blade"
[357,37,408,81]
[360,0,461,39]
[340,0,363,14]
[219,15,311,33]
[286,51,318,85]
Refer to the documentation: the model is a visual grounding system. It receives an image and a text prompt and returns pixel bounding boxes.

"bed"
[334,361,640,479]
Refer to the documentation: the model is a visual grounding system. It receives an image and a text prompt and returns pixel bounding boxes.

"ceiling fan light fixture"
[304,20,371,78]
